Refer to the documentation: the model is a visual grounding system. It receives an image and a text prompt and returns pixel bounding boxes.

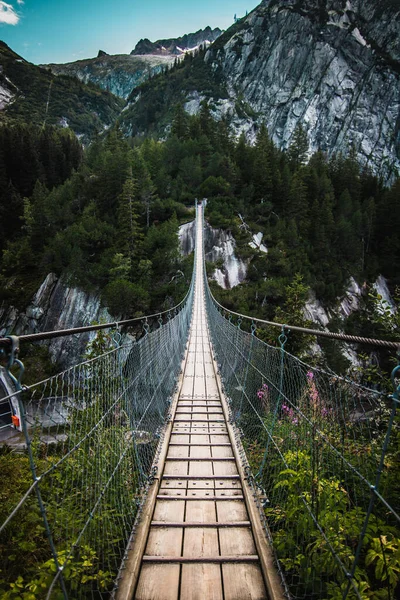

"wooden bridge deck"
[119,207,280,600]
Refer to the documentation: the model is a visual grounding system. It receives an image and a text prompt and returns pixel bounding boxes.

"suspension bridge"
[0,203,399,600]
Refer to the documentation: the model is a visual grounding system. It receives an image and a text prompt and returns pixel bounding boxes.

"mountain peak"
[131,27,223,56]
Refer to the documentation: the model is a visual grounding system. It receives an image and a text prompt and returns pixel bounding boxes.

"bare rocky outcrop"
[0,274,112,369]
[179,220,247,289]
[202,0,399,181]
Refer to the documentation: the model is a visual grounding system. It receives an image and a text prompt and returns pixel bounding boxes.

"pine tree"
[171,103,189,140]
[287,124,309,171]
[199,100,214,140]
[117,177,143,263]
[253,123,274,202]
[131,149,157,228]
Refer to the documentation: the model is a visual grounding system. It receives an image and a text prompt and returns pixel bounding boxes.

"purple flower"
[257,391,264,399]
[307,371,314,380]
[262,383,269,390]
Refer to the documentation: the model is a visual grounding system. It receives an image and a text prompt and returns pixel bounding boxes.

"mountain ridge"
[131,26,222,56]
[42,27,223,100]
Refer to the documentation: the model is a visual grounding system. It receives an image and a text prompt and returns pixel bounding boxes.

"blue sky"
[0,0,254,64]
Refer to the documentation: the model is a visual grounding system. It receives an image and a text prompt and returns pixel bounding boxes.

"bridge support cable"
[204,222,400,598]
[0,277,195,598]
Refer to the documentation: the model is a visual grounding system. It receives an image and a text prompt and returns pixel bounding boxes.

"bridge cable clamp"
[278,325,289,348]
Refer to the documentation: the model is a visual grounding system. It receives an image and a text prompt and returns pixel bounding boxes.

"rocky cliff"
[201,0,399,180]
[179,220,247,289]
[44,54,175,100]
[0,274,113,369]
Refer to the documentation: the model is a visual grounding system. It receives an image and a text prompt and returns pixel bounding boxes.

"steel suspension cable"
[209,292,399,349]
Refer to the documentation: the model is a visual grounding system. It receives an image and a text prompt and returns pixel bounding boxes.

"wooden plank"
[151,522,251,528]
[183,527,219,558]
[145,526,183,556]
[216,501,248,523]
[213,480,241,489]
[170,434,190,444]
[211,445,234,458]
[219,528,257,556]
[157,490,187,497]
[189,445,212,458]
[166,457,234,462]
[143,556,259,563]
[184,476,240,484]
[173,430,228,435]
[213,461,239,476]
[153,500,185,522]
[180,564,223,600]
[160,479,187,489]
[167,445,189,458]
[222,564,267,600]
[157,495,244,501]
[210,434,230,442]
[188,460,213,476]
[135,564,180,600]
[163,461,188,476]
[181,434,225,439]
[185,499,216,524]
[169,443,231,447]
[178,404,221,408]
[215,489,244,497]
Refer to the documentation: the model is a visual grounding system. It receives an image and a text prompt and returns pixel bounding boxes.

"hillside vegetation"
[0,42,124,139]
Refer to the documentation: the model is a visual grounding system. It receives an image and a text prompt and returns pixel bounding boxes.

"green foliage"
[264,450,400,599]
[0,546,113,599]
[103,279,150,316]
[0,127,190,316]
[0,123,82,250]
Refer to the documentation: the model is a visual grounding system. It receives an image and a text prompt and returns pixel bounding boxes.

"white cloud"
[0,2,20,25]
[17,0,24,4]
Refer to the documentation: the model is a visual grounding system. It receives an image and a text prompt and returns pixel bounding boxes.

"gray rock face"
[179,220,247,289]
[179,221,196,256]
[0,274,112,369]
[202,0,400,181]
[204,223,248,289]
[43,54,175,100]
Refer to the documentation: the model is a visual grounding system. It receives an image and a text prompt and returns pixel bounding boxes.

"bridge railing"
[0,270,195,599]
[203,244,400,597]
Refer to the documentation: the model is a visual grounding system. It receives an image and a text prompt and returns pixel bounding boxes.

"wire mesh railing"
[0,279,194,599]
[205,275,400,599]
